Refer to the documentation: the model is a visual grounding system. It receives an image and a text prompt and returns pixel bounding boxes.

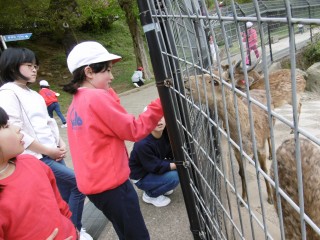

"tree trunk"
[48,0,79,56]
[117,0,152,79]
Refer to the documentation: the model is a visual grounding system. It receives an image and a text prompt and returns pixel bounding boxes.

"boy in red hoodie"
[39,80,67,128]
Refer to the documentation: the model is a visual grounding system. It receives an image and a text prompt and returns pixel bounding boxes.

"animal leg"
[257,150,273,204]
[235,150,247,206]
[268,137,272,160]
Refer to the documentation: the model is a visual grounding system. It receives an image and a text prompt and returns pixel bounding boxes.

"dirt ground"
[219,90,320,240]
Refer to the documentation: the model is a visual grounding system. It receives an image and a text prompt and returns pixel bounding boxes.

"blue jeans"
[88,180,149,240]
[135,170,179,198]
[47,102,66,124]
[41,156,85,230]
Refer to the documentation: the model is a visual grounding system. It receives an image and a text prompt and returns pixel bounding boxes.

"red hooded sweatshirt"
[67,88,163,194]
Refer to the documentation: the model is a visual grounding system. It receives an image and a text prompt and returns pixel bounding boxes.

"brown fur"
[270,138,320,239]
[184,74,273,205]
[224,67,306,122]
[222,66,306,158]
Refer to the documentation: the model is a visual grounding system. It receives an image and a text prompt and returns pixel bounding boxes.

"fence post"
[137,1,203,239]
[306,0,313,42]
[267,24,273,62]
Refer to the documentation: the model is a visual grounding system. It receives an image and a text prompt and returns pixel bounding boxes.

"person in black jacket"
[129,117,179,207]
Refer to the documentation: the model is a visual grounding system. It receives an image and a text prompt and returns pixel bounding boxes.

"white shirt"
[131,71,144,83]
[0,82,59,159]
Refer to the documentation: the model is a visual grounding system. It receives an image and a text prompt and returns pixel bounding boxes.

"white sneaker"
[164,190,174,196]
[142,192,171,207]
[80,228,93,240]
[61,123,67,128]
[133,83,140,88]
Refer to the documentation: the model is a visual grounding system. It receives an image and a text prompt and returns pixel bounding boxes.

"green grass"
[8,19,145,113]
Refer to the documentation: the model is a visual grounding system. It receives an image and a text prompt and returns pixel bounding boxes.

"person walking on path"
[0,106,77,240]
[242,21,260,66]
[63,41,164,240]
[129,116,180,207]
[0,47,92,240]
[39,80,67,128]
[209,35,218,69]
[131,66,145,88]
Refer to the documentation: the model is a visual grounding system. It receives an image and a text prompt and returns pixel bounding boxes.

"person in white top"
[0,47,92,240]
[131,66,145,88]
[209,35,218,69]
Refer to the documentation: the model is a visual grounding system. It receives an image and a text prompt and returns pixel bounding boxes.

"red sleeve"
[39,89,45,98]
[41,162,72,219]
[91,93,163,142]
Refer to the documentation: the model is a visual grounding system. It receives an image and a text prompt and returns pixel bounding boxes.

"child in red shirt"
[0,107,77,240]
[39,80,67,128]
[63,41,164,240]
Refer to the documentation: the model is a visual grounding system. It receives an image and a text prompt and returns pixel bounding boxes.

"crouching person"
[129,116,180,207]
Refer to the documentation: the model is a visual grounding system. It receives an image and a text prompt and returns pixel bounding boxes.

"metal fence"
[137,0,320,239]
[206,0,320,61]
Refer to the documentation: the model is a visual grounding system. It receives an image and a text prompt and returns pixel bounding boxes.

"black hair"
[0,48,39,85]
[0,107,9,128]
[0,107,10,193]
[63,61,111,94]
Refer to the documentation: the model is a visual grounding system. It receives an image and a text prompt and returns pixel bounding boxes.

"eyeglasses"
[21,63,39,71]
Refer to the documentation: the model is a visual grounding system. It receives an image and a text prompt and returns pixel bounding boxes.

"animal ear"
[248,76,255,85]
[221,64,229,71]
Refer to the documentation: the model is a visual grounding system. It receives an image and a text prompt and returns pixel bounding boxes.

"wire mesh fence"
[138,0,320,239]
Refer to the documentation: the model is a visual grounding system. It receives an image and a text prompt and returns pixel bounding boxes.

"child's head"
[0,107,24,163]
[153,117,166,133]
[39,80,50,89]
[137,67,144,71]
[0,47,39,85]
[63,41,121,94]
[246,21,253,28]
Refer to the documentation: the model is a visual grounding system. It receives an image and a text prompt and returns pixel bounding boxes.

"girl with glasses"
[0,47,92,240]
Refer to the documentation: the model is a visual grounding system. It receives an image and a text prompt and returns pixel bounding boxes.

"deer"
[220,60,306,122]
[270,138,320,239]
[184,74,273,205]
[220,60,306,159]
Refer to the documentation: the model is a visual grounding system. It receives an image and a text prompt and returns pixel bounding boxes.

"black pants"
[88,180,150,240]
[134,80,145,87]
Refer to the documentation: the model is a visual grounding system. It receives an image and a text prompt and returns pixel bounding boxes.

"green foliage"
[10,18,143,113]
[78,0,123,31]
[303,39,320,67]
[0,0,123,35]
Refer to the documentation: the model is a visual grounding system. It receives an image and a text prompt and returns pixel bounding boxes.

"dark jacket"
[129,130,173,180]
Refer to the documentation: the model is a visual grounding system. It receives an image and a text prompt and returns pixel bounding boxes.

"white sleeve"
[0,90,35,148]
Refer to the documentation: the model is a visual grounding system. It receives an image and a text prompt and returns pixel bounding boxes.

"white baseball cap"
[246,22,253,28]
[39,80,49,86]
[67,41,122,73]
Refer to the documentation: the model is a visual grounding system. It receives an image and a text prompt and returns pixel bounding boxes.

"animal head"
[221,58,261,89]
[184,74,220,103]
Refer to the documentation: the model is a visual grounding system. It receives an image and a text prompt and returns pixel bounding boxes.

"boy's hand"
[46,228,73,240]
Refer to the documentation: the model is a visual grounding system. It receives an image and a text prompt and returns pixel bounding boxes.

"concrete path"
[59,83,193,240]
[57,30,317,239]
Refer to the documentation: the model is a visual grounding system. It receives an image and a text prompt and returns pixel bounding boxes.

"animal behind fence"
[271,138,320,239]
[184,73,273,205]
[220,61,306,127]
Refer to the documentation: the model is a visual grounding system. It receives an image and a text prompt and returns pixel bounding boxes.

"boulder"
[306,62,320,92]
[269,62,282,72]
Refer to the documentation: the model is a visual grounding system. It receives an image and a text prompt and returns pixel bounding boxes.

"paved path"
[58,30,317,239]
[59,83,193,240]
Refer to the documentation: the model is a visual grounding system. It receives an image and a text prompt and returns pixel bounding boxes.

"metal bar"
[137,1,204,239]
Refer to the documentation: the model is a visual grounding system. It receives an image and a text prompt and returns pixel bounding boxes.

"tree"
[117,0,152,80]
[47,0,81,55]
